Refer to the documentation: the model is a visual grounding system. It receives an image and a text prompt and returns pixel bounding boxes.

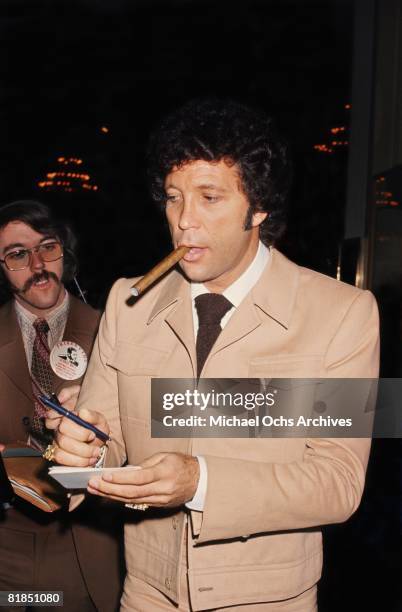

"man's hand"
[58,385,81,410]
[0,444,4,452]
[45,406,110,467]
[45,385,81,433]
[87,452,200,508]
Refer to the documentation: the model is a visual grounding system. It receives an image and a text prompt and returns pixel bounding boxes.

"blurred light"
[101,126,109,133]
[39,155,98,193]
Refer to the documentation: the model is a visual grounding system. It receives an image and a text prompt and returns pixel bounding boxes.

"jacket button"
[165,577,171,590]
[313,401,327,414]
[172,516,178,530]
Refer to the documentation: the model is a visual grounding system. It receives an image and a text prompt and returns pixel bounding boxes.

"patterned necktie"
[30,318,53,447]
[195,293,233,377]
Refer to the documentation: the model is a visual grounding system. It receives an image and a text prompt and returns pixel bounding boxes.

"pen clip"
[50,393,62,406]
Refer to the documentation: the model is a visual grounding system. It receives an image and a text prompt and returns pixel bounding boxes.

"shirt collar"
[191,241,269,306]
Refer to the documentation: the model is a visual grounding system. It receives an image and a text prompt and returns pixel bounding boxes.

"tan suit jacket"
[77,248,379,610]
[0,295,123,612]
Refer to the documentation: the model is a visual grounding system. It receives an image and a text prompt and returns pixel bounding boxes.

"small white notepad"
[48,465,140,490]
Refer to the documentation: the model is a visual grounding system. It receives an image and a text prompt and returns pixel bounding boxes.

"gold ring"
[125,503,149,511]
[43,442,57,462]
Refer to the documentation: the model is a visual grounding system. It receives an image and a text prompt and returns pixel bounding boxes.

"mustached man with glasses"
[0,200,123,612]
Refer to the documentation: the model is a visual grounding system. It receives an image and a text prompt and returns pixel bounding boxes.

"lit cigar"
[130,245,190,297]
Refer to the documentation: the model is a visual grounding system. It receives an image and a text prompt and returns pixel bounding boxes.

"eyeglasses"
[0,241,63,271]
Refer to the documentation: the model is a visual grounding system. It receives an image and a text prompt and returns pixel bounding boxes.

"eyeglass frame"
[0,240,64,271]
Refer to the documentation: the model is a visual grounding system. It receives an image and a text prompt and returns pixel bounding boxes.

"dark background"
[0,0,352,305]
[0,1,400,610]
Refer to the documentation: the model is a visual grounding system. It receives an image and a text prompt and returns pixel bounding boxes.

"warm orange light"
[101,126,109,133]
[313,143,334,153]
[330,126,346,134]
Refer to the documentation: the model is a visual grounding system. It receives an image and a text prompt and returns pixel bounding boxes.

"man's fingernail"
[89,457,98,465]
[103,473,113,482]
[88,432,95,442]
[89,478,100,488]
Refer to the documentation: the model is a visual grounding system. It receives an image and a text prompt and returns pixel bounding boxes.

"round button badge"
[50,341,88,380]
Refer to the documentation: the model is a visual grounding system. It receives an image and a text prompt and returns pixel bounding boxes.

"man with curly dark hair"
[50,99,379,611]
[148,97,291,249]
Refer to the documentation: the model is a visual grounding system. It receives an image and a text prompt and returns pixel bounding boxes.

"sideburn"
[243,206,254,231]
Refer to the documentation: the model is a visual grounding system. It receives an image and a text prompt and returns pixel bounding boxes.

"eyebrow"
[3,235,56,255]
[165,183,227,192]
[196,183,227,191]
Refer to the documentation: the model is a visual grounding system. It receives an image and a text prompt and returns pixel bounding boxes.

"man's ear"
[251,211,268,228]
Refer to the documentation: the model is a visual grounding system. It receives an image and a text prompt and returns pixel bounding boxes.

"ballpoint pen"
[39,394,111,443]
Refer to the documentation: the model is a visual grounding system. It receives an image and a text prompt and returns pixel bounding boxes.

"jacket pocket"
[248,357,323,439]
[107,341,169,376]
[106,342,169,422]
[248,354,323,378]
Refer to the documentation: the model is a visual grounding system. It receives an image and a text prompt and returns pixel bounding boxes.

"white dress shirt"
[186,241,270,511]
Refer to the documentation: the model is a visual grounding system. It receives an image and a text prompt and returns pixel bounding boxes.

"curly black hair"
[0,200,78,301]
[147,98,292,246]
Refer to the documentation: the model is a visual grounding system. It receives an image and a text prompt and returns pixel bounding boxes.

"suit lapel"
[210,292,262,357]
[165,298,197,377]
[251,248,300,329]
[62,295,91,346]
[0,301,33,402]
[52,295,100,394]
[204,248,300,362]
[148,271,197,377]
[0,302,35,438]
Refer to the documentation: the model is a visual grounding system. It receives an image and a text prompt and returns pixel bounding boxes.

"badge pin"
[50,341,88,380]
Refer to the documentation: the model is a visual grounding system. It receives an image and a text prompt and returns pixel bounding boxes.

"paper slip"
[48,465,140,490]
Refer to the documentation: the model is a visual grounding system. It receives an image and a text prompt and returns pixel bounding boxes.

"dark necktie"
[30,318,53,447]
[195,293,233,377]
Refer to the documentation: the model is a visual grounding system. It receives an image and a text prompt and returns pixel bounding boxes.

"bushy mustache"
[11,270,60,295]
